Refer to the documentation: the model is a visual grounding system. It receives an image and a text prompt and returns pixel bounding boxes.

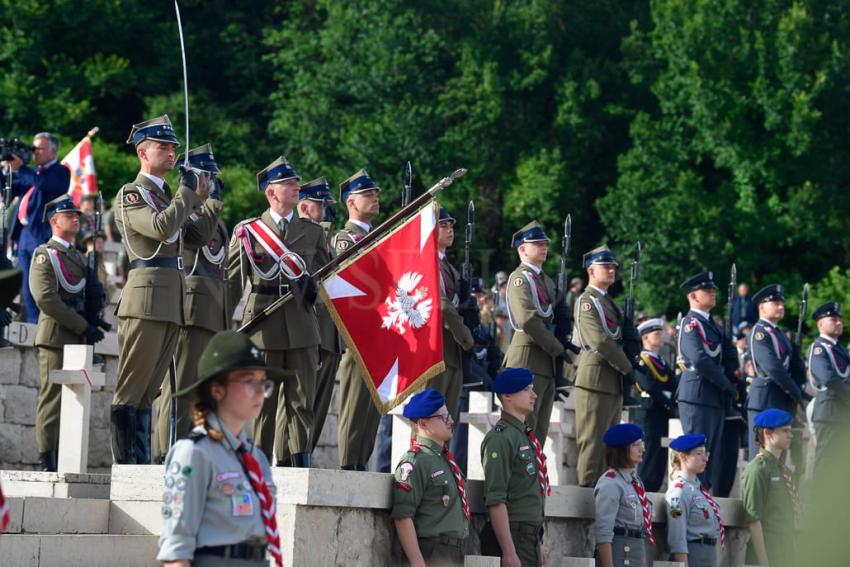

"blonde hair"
[191,376,227,443]
[669,450,685,479]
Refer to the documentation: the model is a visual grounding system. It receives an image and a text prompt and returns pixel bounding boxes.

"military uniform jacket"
[391,436,469,539]
[505,263,562,377]
[115,173,208,325]
[157,412,275,561]
[807,336,850,423]
[747,319,804,412]
[593,468,650,544]
[227,210,328,351]
[29,238,89,347]
[331,220,369,353]
[439,255,474,369]
[480,413,545,525]
[636,350,677,412]
[184,214,229,333]
[665,474,721,553]
[677,310,733,408]
[316,220,342,354]
[741,451,797,563]
[573,286,632,394]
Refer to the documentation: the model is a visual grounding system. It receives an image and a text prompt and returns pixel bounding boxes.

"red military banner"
[320,204,445,413]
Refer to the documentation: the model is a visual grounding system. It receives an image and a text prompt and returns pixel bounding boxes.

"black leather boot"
[290,452,311,468]
[134,409,152,464]
[39,451,57,472]
[111,405,137,464]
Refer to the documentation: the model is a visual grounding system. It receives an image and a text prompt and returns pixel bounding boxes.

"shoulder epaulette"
[604,469,617,478]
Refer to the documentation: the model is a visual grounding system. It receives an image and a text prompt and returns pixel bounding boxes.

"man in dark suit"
[730,282,756,338]
[3,133,71,322]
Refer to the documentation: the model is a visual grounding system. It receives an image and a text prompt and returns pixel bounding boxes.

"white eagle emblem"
[381,272,433,334]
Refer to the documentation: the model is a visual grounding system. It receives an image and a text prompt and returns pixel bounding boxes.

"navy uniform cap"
[582,245,619,268]
[176,143,220,174]
[43,195,82,222]
[402,388,445,420]
[340,169,380,202]
[637,317,664,336]
[492,367,533,394]
[512,221,550,248]
[669,433,706,452]
[257,156,301,192]
[299,177,335,203]
[752,284,784,305]
[603,423,644,447]
[680,271,718,293]
[470,276,485,294]
[126,115,179,146]
[812,301,841,321]
[438,207,455,224]
[753,408,792,429]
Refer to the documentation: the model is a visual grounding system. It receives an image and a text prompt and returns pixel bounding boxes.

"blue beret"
[603,423,644,447]
[402,388,445,420]
[669,433,706,452]
[753,408,792,429]
[491,367,533,394]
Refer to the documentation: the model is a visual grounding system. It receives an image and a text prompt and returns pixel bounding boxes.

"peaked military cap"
[753,408,792,429]
[402,389,445,420]
[43,195,81,222]
[126,115,179,146]
[492,367,533,394]
[813,301,842,321]
[256,156,301,192]
[582,245,619,268]
[438,206,455,224]
[340,169,380,202]
[752,284,784,305]
[603,423,643,447]
[176,143,220,174]
[512,221,550,248]
[299,177,335,203]
[637,317,664,336]
[679,271,718,293]
[669,433,706,452]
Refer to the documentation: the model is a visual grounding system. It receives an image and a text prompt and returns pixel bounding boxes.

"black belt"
[129,257,182,270]
[189,263,224,279]
[419,534,464,548]
[613,526,644,539]
[195,542,267,560]
[253,283,290,296]
[689,536,717,545]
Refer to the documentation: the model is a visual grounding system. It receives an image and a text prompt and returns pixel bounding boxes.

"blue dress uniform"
[807,302,850,468]
[746,285,805,459]
[634,318,677,492]
[676,272,736,489]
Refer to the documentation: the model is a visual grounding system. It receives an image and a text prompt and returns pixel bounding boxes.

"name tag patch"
[431,470,445,479]
[232,493,254,517]
[216,471,241,482]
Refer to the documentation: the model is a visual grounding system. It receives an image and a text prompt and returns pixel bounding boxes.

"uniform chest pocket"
[690,496,710,523]
[621,494,640,523]
[518,448,537,477]
[428,469,452,496]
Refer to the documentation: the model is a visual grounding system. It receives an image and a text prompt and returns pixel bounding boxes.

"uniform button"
[623,560,630,566]
[623,545,630,552]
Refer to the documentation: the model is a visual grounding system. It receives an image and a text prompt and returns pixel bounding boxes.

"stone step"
[0,534,159,567]
[1,470,110,499]
[5,497,109,534]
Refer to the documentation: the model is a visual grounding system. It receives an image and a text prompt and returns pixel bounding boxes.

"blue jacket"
[747,319,805,412]
[676,310,735,408]
[730,295,756,333]
[10,161,71,249]
[808,336,850,423]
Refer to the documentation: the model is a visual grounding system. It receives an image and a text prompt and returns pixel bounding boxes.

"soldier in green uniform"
[480,368,549,567]
[335,169,382,470]
[741,408,799,567]
[504,221,565,444]
[392,388,470,566]
[30,196,105,471]
[227,156,327,467]
[296,177,342,452]
[430,206,475,418]
[573,245,633,486]
[154,144,228,461]
[113,115,217,464]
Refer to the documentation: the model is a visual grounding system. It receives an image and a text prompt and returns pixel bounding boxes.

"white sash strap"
[47,249,86,294]
[135,185,179,244]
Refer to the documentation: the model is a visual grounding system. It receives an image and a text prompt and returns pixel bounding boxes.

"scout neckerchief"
[45,244,86,294]
[757,450,800,526]
[698,483,726,548]
[411,439,471,520]
[236,443,283,567]
[640,350,670,384]
[629,473,656,546]
[526,427,551,496]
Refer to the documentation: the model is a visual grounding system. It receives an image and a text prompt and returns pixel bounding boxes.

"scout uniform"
[504,222,564,443]
[666,434,724,567]
[807,302,850,468]
[594,423,652,567]
[480,368,548,567]
[335,169,382,470]
[391,389,469,565]
[747,284,806,459]
[30,197,100,472]
[573,246,632,487]
[431,207,474,418]
[227,156,328,467]
[113,115,215,464]
[157,331,285,567]
[634,318,678,492]
[154,144,228,461]
[741,409,799,567]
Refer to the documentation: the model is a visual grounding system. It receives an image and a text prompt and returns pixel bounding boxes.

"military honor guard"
[593,423,653,567]
[573,245,633,487]
[113,115,214,464]
[335,169,382,470]
[30,196,105,471]
[153,144,228,462]
[227,156,327,467]
[676,271,736,489]
[665,434,725,567]
[157,331,284,567]
[431,206,474,418]
[634,317,677,492]
[741,409,799,567]
[747,284,806,458]
[504,222,564,445]
[479,368,549,567]
[391,389,469,566]
[806,301,850,469]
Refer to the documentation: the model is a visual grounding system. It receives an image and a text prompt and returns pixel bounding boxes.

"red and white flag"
[62,135,97,206]
[0,478,10,535]
[321,204,445,413]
